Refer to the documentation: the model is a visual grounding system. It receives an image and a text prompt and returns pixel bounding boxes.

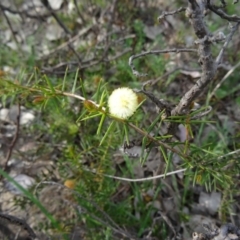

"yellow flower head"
[64,179,76,189]
[108,87,138,119]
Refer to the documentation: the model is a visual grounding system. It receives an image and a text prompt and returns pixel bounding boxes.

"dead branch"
[168,0,216,130]
[128,48,197,77]
[0,212,37,240]
[0,3,50,19]
[3,103,21,174]
[169,0,239,124]
[158,7,187,21]
[1,7,20,48]
[216,22,240,65]
[39,25,93,60]
[41,0,82,63]
[207,0,240,22]
[73,0,86,24]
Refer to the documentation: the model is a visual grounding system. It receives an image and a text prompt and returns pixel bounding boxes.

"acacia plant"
[0,0,240,239]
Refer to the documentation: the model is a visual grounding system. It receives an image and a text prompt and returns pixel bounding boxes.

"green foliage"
[1,1,240,238]
[1,67,239,237]
[214,74,240,99]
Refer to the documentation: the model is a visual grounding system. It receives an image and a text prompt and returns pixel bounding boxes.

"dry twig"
[0,212,37,240]
[2,104,21,175]
[216,22,240,65]
[129,48,197,77]
[209,60,240,100]
[207,0,240,22]
[0,3,50,19]
[171,0,216,117]
[158,7,187,21]
[41,0,82,63]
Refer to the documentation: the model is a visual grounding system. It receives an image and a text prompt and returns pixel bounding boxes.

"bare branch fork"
[170,0,239,129]
[170,0,216,118]
[206,0,240,22]
[129,0,239,135]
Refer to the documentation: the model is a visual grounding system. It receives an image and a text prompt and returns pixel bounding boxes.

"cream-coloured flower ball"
[108,87,138,119]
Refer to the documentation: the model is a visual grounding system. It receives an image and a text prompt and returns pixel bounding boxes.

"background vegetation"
[0,0,240,239]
